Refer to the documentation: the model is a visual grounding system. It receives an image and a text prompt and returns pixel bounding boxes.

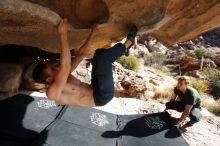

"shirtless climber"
[33,19,138,107]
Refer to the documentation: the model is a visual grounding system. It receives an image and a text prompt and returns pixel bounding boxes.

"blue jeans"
[165,101,201,123]
[91,43,126,106]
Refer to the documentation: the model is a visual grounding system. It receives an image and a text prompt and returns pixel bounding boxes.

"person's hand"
[58,18,68,35]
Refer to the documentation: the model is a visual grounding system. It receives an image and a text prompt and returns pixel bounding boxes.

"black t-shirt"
[174,86,201,107]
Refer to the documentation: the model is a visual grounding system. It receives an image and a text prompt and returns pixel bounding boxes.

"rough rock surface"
[0,63,23,92]
[179,56,217,72]
[0,0,220,54]
[213,55,220,67]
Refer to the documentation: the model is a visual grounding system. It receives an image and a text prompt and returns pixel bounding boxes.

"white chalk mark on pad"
[144,116,166,130]
[37,99,57,109]
[90,112,109,127]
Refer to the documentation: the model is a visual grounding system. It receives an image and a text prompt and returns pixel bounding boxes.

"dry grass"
[152,87,174,104]
[201,98,220,116]
[117,56,140,72]
[190,79,208,94]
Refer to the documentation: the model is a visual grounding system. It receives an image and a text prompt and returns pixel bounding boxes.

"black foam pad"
[0,94,63,146]
[36,107,189,146]
[60,107,118,132]
[0,94,189,146]
[37,120,116,146]
[118,112,188,146]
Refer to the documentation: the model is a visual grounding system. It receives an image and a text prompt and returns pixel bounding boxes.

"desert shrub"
[117,56,140,72]
[215,96,220,100]
[203,68,220,99]
[153,87,174,103]
[144,52,168,71]
[203,68,220,84]
[139,51,145,58]
[190,79,208,94]
[201,97,220,116]
[186,48,214,59]
[207,102,220,116]
[144,52,167,66]
[194,48,214,59]
[185,51,197,58]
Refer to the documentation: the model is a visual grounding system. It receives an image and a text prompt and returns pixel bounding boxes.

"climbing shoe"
[125,25,138,56]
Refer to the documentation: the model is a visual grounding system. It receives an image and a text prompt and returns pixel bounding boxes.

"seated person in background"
[32,18,138,107]
[164,76,201,127]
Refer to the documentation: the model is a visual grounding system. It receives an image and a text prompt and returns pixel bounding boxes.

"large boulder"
[180,56,217,72]
[212,55,220,67]
[0,63,23,92]
[0,0,220,54]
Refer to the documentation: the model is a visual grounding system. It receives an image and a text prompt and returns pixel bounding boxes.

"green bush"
[144,52,167,66]
[117,56,140,72]
[187,48,214,59]
[203,68,220,84]
[185,51,197,58]
[191,79,208,94]
[139,51,145,58]
[215,96,220,100]
[195,48,214,59]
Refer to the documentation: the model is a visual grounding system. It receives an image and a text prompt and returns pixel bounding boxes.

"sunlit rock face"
[0,0,220,54]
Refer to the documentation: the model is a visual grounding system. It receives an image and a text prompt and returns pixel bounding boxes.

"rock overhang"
[0,0,219,55]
